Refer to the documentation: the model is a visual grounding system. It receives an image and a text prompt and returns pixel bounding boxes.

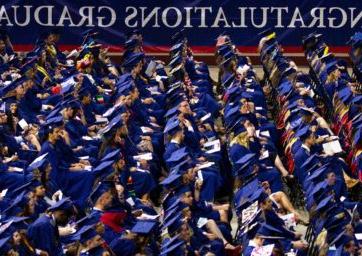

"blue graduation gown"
[293,146,311,183]
[27,215,62,256]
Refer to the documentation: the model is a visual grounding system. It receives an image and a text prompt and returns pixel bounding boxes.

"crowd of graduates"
[0,25,361,256]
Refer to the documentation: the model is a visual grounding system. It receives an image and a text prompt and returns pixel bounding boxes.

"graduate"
[27,198,75,256]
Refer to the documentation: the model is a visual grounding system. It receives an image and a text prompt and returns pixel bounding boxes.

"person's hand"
[197,156,206,162]
[132,209,143,217]
[79,159,90,165]
[11,154,19,161]
[58,225,76,236]
[21,143,30,150]
[195,179,203,191]
[123,231,137,240]
[39,251,49,256]
[149,116,157,123]
[182,118,192,128]
[142,98,154,104]
[52,190,63,201]
[203,232,217,240]
[292,240,308,250]
[73,145,83,152]
[294,232,303,240]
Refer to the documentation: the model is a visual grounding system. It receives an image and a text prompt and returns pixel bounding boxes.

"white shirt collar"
[301,144,310,152]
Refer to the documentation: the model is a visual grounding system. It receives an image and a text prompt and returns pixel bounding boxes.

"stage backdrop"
[1,0,362,55]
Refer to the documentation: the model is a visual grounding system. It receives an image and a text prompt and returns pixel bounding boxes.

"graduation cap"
[100,149,122,162]
[351,95,362,105]
[224,105,241,120]
[301,153,318,170]
[92,160,115,178]
[258,28,276,39]
[236,153,257,170]
[11,179,43,196]
[234,179,260,207]
[279,84,294,97]
[170,43,184,54]
[75,211,100,227]
[131,220,157,235]
[174,185,192,197]
[165,147,188,163]
[18,149,38,163]
[219,51,235,66]
[315,194,334,213]
[306,165,329,183]
[330,231,353,248]
[338,87,353,104]
[250,188,269,203]
[160,172,181,188]
[116,81,134,96]
[99,115,122,137]
[302,32,318,48]
[295,125,311,141]
[74,225,99,243]
[164,105,180,119]
[221,73,235,88]
[27,153,48,171]
[353,128,362,146]
[161,234,181,249]
[124,38,139,50]
[217,44,232,56]
[171,29,186,44]
[164,118,181,136]
[126,29,141,39]
[326,61,338,75]
[2,191,29,216]
[162,212,184,234]
[160,239,184,255]
[0,77,26,97]
[168,54,183,69]
[89,181,113,204]
[310,180,328,200]
[0,216,29,237]
[47,197,74,213]
[20,57,38,75]
[122,52,144,69]
[0,236,11,255]
[255,223,285,239]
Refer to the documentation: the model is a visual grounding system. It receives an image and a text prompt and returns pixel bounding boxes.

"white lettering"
[194,7,212,28]
[34,5,54,26]
[288,7,306,28]
[184,7,193,28]
[77,6,95,27]
[350,8,362,28]
[271,7,288,28]
[125,6,138,27]
[309,8,326,28]
[141,7,160,27]
[97,6,116,27]
[328,7,347,28]
[250,7,269,28]
[212,7,231,28]
[12,5,31,26]
[162,7,182,28]
[232,7,247,28]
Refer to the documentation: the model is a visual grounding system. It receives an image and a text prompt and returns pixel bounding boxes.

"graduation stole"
[36,65,51,82]
[343,171,360,188]
[229,131,249,149]
[47,44,57,57]
[284,137,297,153]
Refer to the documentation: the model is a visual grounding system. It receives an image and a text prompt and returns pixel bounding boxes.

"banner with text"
[1,0,361,54]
